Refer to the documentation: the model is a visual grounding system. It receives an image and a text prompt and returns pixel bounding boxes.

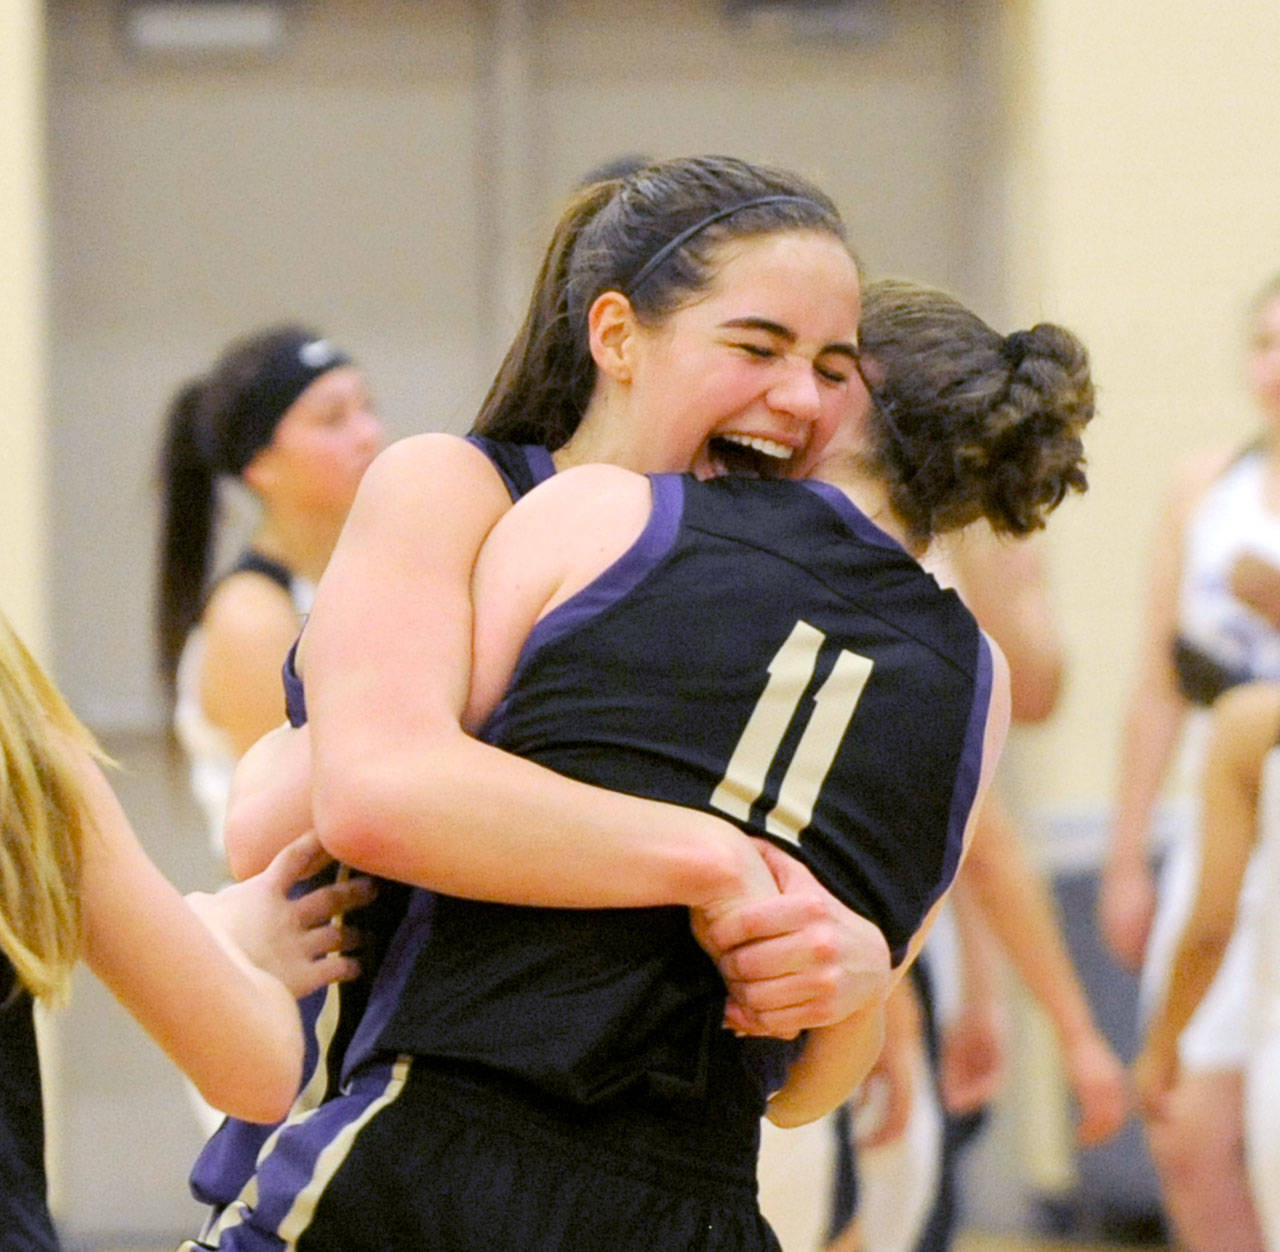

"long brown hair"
[472,154,851,450]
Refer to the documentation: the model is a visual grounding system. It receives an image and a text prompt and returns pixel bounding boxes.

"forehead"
[692,230,861,340]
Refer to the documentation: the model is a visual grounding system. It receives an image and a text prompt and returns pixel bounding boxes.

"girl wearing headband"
[187,155,905,1236]
[156,326,385,859]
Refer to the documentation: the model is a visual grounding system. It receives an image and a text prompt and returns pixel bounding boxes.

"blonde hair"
[0,610,104,1002]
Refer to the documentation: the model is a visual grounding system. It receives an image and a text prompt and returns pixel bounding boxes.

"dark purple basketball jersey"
[345,474,991,1125]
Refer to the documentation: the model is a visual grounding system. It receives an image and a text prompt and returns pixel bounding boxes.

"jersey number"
[709,620,874,845]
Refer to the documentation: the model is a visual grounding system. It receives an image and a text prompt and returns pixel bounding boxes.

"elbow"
[1008,658,1063,724]
[311,773,387,872]
[199,1037,302,1124]
[311,755,442,879]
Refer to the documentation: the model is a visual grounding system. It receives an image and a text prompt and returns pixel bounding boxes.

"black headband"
[216,334,351,475]
[625,194,824,297]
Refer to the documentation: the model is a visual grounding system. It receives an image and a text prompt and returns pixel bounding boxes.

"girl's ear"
[587,290,639,384]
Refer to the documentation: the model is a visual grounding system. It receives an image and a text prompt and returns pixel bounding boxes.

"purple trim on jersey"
[339,890,435,1079]
[523,443,556,485]
[282,639,306,727]
[463,436,556,500]
[801,480,906,552]
[480,472,685,747]
[927,631,995,922]
[197,1056,406,1250]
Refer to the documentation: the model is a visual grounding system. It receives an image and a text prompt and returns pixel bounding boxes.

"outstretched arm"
[1134,681,1280,1118]
[960,794,1128,1145]
[75,746,340,1123]
[1100,452,1228,970]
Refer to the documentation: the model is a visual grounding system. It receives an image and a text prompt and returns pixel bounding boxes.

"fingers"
[301,919,362,961]
[1075,1092,1129,1146]
[263,828,334,890]
[288,949,363,999]
[292,875,378,928]
[704,893,832,956]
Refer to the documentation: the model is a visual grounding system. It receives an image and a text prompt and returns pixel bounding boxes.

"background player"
[156,325,384,858]
[1134,678,1280,1250]
[0,608,371,1248]
[1101,272,1280,1251]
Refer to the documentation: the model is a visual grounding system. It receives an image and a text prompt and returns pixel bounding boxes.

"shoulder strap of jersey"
[465,435,556,501]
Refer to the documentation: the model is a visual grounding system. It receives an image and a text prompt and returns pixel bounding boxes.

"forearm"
[766,1003,886,1127]
[1145,930,1231,1059]
[963,797,1095,1046]
[225,723,314,880]
[78,757,302,1122]
[1109,679,1187,868]
[313,727,767,911]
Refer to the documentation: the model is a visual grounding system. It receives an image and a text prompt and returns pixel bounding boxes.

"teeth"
[719,434,793,460]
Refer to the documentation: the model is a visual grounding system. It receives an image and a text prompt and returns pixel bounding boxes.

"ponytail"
[156,380,216,694]
[473,180,618,449]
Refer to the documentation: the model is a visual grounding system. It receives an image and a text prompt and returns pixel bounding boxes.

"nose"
[356,406,386,454]
[765,358,822,425]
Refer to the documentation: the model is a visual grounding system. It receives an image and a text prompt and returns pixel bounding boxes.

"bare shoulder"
[516,463,651,522]
[358,432,509,500]
[202,569,297,644]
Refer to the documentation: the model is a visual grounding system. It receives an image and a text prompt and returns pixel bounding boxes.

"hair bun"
[1001,329,1034,368]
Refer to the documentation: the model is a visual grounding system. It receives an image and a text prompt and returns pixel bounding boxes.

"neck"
[251,506,345,584]
[553,394,645,472]
[810,457,922,556]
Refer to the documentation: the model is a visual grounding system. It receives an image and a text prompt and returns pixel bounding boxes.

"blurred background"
[3,0,1279,1246]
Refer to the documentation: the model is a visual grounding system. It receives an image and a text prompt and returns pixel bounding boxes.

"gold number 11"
[709,620,874,846]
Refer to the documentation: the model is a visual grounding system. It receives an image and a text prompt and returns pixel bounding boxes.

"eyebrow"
[718,316,860,361]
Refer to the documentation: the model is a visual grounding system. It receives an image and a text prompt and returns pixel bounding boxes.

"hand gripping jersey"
[187,437,556,1216]
[345,475,992,1126]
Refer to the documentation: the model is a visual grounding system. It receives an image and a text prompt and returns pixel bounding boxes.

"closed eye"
[735,342,777,359]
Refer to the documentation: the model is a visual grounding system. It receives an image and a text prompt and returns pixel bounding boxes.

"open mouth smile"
[707,433,799,480]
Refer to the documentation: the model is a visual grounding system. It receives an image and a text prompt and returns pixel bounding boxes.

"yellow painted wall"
[1008,0,1280,818]
[0,0,48,658]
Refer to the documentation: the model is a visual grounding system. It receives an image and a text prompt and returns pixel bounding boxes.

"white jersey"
[174,558,313,859]
[1251,744,1280,1042]
[1179,449,1280,682]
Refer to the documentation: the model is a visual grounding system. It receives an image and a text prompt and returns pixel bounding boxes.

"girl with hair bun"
[783,280,1116,1252]
[156,327,384,856]
[189,242,1090,1243]
[0,608,371,1248]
